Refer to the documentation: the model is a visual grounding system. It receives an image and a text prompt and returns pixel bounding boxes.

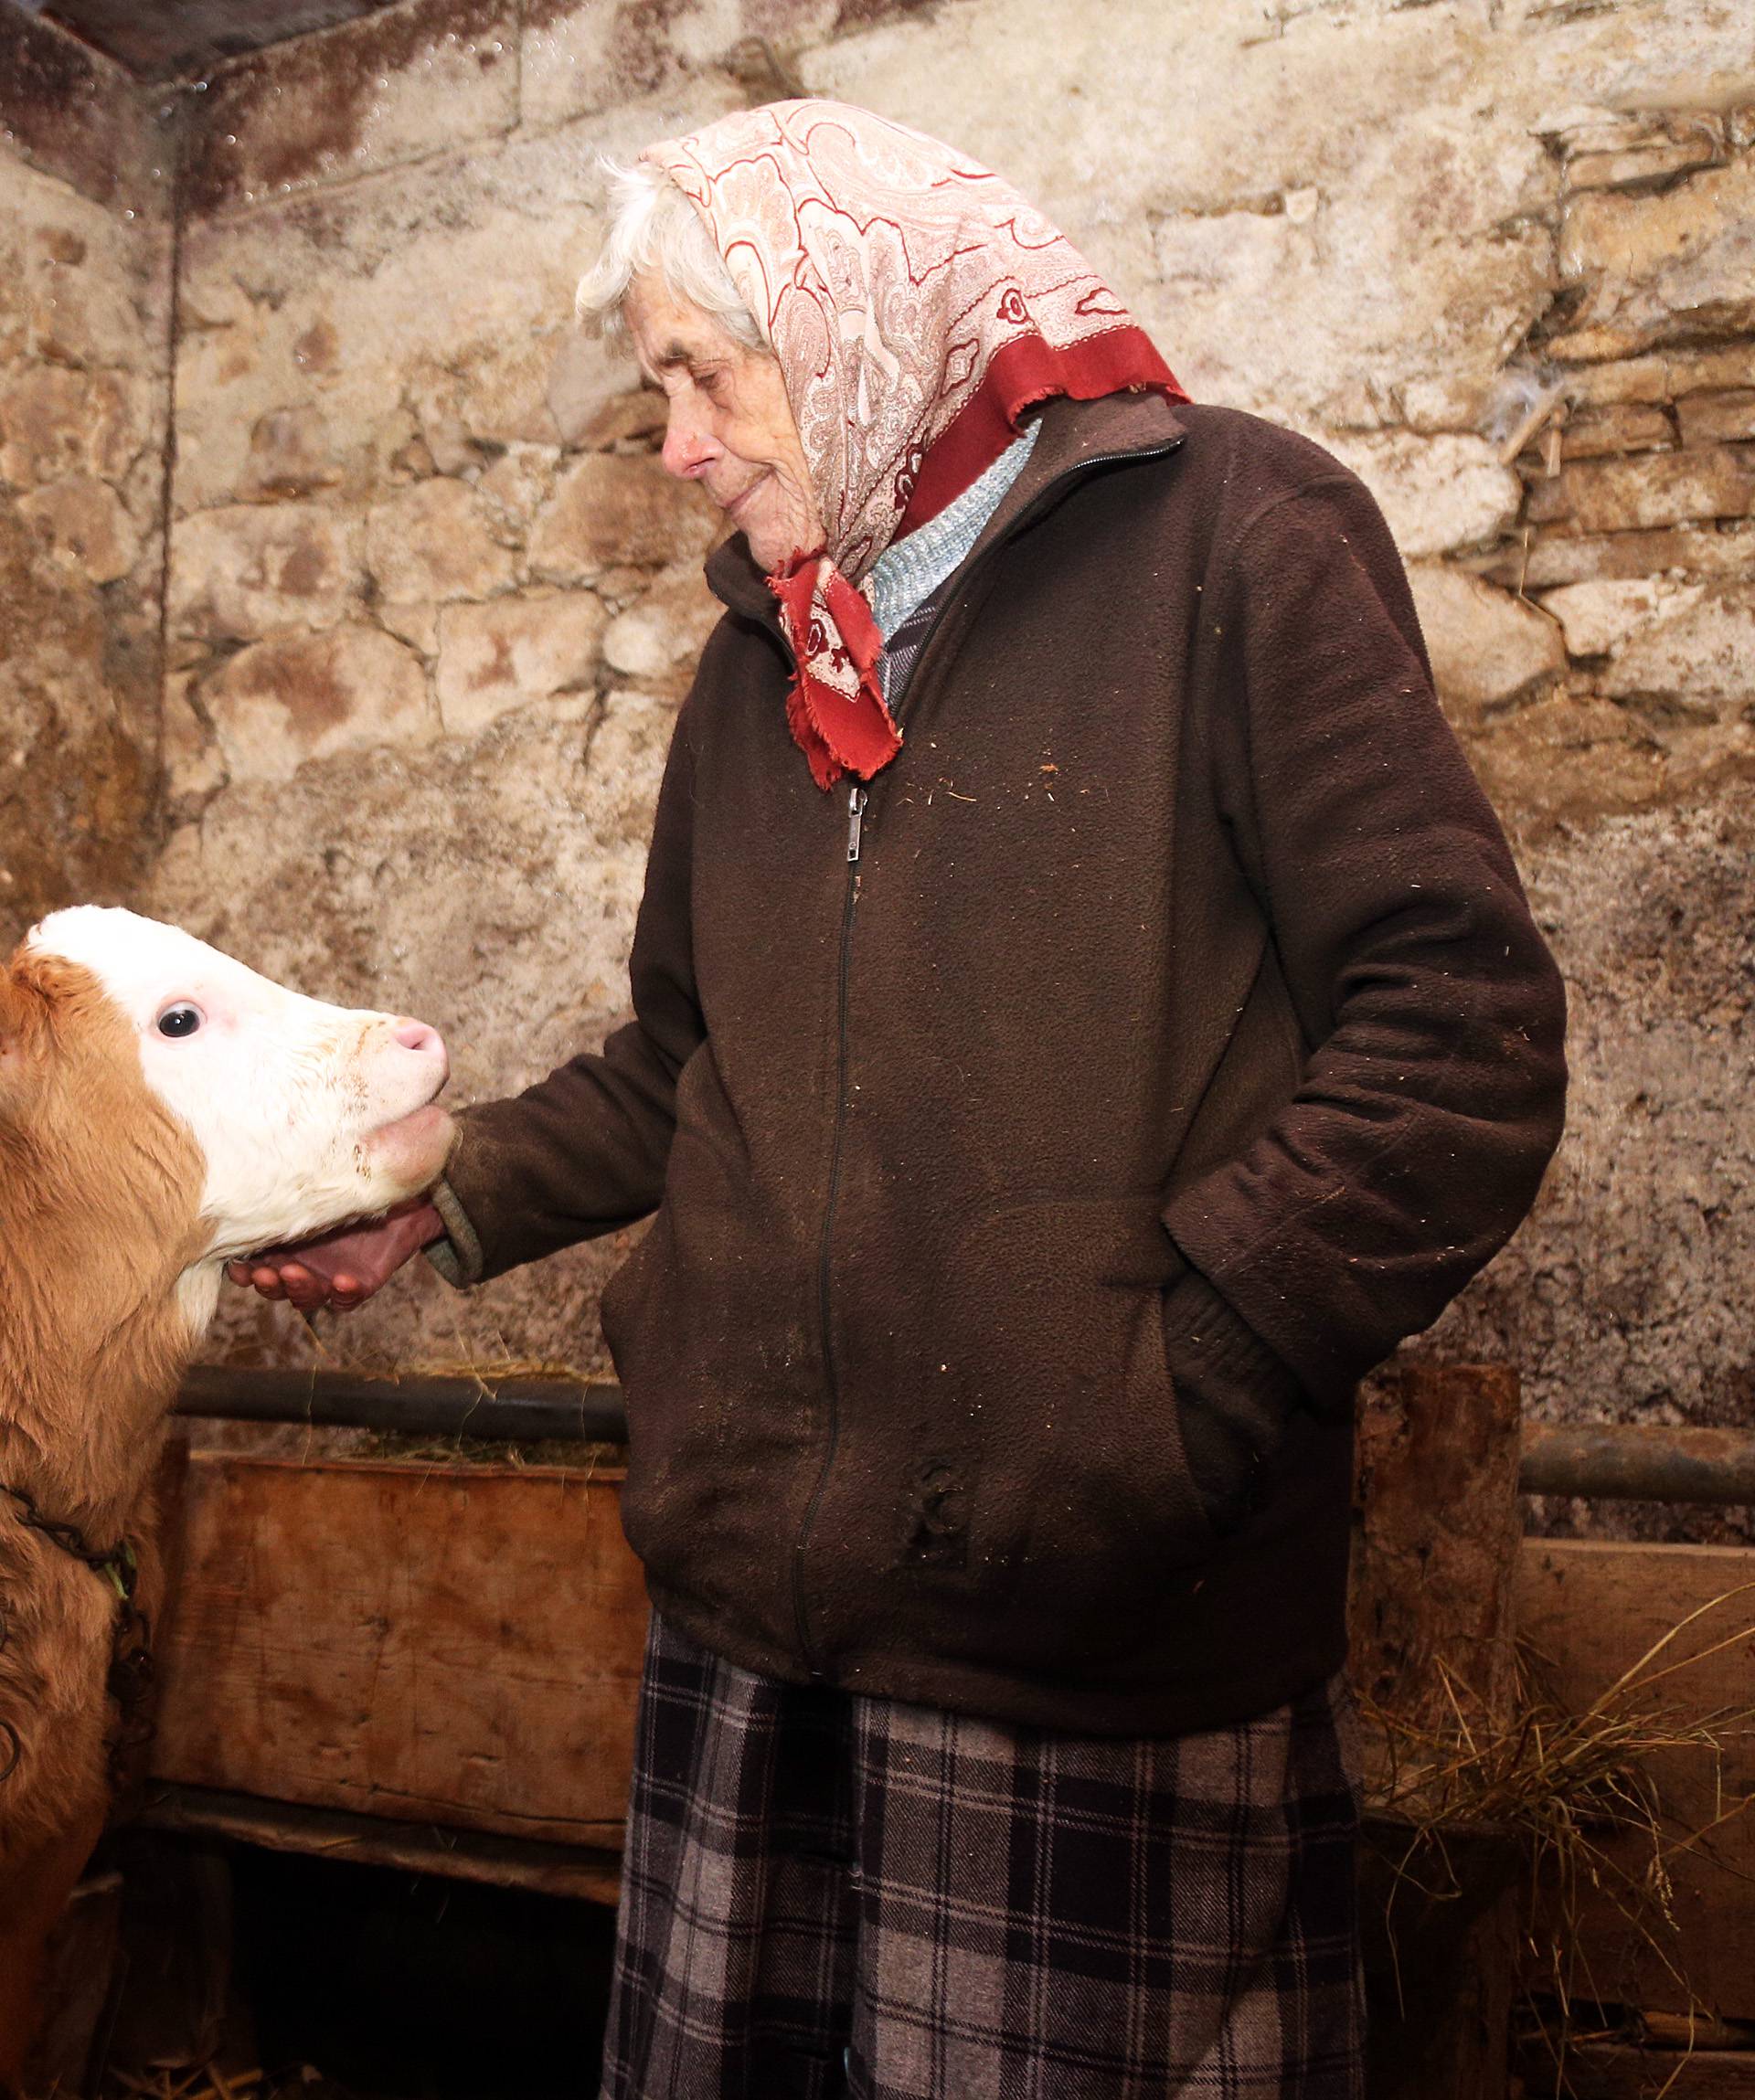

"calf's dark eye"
[155,1004,203,1038]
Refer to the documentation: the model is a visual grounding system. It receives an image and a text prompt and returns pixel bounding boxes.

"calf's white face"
[26,907,453,1293]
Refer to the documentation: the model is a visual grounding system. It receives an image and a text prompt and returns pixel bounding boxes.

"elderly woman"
[238,101,1567,2099]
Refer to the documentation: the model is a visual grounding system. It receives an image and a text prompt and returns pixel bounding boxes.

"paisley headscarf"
[644,100,1186,790]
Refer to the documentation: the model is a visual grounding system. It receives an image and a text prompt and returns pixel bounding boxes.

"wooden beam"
[1518,2041,1755,2097]
[1349,1363,1526,2100]
[134,1783,624,1905]
[1351,1362,1524,1730]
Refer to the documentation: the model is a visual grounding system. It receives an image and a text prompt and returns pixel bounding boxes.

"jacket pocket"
[919,1194,1216,1670]
[1159,1260,1309,1538]
[598,1128,817,1631]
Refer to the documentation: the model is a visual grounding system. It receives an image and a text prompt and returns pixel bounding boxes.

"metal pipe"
[174,1364,628,1445]
[174,1375,1753,1504]
[1519,1423,1755,1505]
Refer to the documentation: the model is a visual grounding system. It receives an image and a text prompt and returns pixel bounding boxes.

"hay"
[348,1430,623,1469]
[397,1354,601,1384]
[102,2068,366,2100]
[105,2068,262,2100]
[1360,1585,1755,2095]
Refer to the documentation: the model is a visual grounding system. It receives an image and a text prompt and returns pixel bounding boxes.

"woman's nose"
[661,401,717,479]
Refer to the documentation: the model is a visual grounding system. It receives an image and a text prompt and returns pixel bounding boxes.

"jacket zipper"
[792,845,861,1674]
[789,433,1185,1675]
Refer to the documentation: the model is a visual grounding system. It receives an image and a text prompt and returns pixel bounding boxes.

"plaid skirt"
[601,1614,1364,2100]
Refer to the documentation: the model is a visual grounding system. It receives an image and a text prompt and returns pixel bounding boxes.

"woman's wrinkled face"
[623,271,824,575]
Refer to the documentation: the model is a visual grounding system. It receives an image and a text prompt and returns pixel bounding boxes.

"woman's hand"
[226,1196,446,1313]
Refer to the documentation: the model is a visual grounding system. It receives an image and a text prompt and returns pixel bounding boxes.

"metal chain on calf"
[0,1480,155,1787]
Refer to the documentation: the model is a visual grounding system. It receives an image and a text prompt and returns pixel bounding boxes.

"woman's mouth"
[723,472,770,518]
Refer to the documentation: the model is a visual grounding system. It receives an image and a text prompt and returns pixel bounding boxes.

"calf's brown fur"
[0,949,208,2095]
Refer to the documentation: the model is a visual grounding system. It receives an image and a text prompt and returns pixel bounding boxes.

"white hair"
[575,157,768,351]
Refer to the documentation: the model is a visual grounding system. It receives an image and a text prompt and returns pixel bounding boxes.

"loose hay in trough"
[106,2070,266,2100]
[1359,1585,1755,2096]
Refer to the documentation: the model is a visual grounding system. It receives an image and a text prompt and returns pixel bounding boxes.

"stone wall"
[4,0,1753,1487]
[0,10,172,943]
[145,12,750,1371]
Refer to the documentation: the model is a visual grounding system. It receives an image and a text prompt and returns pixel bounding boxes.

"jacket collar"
[704,390,1188,627]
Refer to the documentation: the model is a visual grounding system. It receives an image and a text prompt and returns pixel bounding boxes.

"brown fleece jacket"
[438,391,1567,1734]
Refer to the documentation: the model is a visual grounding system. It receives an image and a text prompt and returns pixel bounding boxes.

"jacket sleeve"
[1161,470,1568,1416]
[430,701,704,1285]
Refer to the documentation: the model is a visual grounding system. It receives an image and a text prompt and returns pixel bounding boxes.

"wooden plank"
[1349,1363,1525,2100]
[1517,1541,1755,2020]
[1518,2041,1755,2098]
[135,1783,624,1906]
[150,1454,649,1850]
[1351,1362,1524,1729]
[26,1871,122,2098]
[1519,1541,1755,1709]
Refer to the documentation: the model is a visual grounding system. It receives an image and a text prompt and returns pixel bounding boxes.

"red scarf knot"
[769,553,900,792]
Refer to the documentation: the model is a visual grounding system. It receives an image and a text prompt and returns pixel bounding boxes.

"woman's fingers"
[228,1239,396,1309]
[227,1204,442,1310]
[225,1255,337,1310]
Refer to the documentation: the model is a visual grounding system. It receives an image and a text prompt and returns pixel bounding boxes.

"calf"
[0,907,452,2094]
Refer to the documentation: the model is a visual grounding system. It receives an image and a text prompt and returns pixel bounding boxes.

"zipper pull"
[846,785,867,864]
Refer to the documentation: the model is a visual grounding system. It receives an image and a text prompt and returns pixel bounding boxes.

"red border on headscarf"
[898,326,1186,538]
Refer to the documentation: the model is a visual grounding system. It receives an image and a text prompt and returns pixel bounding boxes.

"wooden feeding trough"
[144,1360,1537,1929]
[121,1362,1755,2100]
[143,1368,646,1904]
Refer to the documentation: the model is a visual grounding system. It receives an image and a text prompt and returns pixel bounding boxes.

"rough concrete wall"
[0,11,173,947]
[147,0,1755,1475]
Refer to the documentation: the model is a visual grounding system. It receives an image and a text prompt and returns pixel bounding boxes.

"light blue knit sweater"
[863,421,1041,643]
